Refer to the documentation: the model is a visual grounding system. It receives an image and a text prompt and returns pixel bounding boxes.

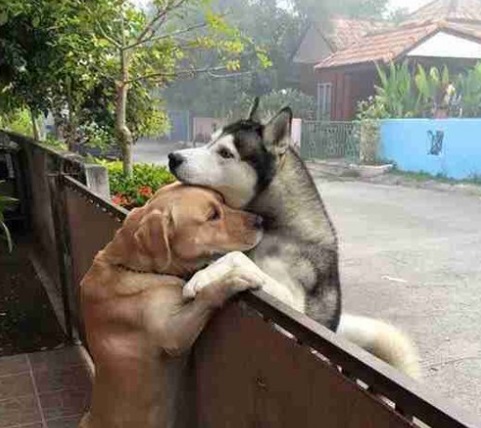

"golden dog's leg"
[184,251,300,312]
[182,251,265,300]
[162,252,265,356]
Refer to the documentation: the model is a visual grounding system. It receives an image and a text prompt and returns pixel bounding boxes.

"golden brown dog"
[79,182,267,428]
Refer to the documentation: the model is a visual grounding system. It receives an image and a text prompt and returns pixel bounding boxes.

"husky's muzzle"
[168,152,184,174]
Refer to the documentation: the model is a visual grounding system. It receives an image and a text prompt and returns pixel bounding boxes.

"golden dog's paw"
[183,252,264,302]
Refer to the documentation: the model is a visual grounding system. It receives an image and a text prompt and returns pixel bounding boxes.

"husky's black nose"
[168,153,184,171]
[254,215,263,229]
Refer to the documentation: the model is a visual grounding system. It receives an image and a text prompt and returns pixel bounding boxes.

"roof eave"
[315,60,383,72]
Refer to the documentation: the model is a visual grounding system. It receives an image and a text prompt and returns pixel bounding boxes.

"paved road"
[133,140,481,418]
[316,179,481,419]
[133,138,195,166]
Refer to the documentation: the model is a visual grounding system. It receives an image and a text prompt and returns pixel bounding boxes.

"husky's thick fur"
[168,100,420,379]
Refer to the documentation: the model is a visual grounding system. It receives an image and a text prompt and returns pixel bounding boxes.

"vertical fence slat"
[47,173,74,341]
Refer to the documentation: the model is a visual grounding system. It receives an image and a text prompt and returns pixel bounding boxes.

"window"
[317,82,332,121]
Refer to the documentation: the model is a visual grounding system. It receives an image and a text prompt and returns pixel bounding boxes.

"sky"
[134,0,435,14]
[132,0,437,16]
[387,0,432,12]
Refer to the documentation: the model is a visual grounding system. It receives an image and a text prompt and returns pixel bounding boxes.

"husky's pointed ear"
[248,96,260,121]
[263,107,292,155]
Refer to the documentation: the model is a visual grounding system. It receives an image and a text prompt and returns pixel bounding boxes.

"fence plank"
[63,177,125,338]
[196,302,414,428]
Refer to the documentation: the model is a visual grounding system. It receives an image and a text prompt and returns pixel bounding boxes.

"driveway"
[317,179,481,418]
[133,138,195,166]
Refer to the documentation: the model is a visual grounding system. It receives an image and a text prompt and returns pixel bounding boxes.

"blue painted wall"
[380,119,481,179]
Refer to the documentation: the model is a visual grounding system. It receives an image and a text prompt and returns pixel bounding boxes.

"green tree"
[164,0,301,116]
[77,0,261,176]
[0,1,108,146]
[1,0,256,176]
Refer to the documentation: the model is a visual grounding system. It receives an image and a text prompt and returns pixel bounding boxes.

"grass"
[391,169,453,183]
[390,168,481,186]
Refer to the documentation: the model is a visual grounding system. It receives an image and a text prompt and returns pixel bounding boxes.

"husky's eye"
[218,148,234,159]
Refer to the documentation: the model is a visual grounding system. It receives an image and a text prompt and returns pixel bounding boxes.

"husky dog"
[168,99,420,378]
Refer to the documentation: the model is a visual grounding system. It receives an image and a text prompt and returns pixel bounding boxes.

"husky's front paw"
[183,252,265,304]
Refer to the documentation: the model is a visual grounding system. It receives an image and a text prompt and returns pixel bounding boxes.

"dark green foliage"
[98,160,176,208]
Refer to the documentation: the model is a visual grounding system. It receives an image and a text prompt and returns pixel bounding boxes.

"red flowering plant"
[100,161,175,209]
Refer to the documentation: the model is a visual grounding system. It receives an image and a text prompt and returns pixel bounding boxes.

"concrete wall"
[380,119,481,179]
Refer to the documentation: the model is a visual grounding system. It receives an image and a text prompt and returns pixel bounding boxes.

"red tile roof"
[315,20,481,70]
[315,22,439,69]
[293,16,388,65]
[322,16,388,51]
[405,0,481,23]
[315,0,481,70]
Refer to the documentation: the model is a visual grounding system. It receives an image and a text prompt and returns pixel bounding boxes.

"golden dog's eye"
[218,148,234,159]
[208,208,221,221]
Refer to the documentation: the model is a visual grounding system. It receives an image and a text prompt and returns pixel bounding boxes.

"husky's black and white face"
[169,106,292,208]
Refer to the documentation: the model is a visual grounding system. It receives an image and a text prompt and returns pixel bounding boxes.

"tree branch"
[126,66,229,84]
[208,70,252,79]
[85,5,122,48]
[96,22,121,48]
[125,21,209,50]
[134,0,189,46]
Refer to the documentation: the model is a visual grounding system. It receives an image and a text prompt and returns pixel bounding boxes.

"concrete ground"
[133,140,481,418]
[317,179,481,419]
[133,138,193,166]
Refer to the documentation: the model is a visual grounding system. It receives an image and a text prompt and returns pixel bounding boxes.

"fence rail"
[301,121,361,162]
[59,175,480,428]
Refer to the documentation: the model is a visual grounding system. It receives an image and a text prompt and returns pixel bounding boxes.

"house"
[299,0,481,121]
[293,16,387,119]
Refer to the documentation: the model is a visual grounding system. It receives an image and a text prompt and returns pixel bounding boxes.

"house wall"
[312,67,378,121]
[299,63,319,97]
[380,119,481,179]
[349,69,378,117]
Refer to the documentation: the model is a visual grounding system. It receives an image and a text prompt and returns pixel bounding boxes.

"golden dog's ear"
[134,208,173,268]
[123,206,147,226]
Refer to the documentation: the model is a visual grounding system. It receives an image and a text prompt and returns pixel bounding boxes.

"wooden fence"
[3,130,480,428]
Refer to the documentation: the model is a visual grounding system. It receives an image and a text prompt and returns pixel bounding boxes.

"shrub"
[0,109,34,137]
[357,61,479,119]
[228,89,316,120]
[97,160,175,209]
[359,120,381,165]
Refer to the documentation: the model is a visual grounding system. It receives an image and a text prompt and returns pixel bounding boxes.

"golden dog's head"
[107,182,263,276]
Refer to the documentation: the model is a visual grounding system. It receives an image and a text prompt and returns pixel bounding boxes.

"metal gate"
[301,121,361,162]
